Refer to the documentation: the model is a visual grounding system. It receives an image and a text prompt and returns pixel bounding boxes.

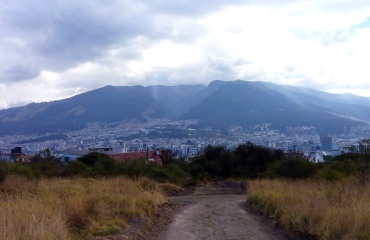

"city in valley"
[1,118,370,162]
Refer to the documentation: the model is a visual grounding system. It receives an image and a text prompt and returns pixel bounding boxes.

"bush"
[0,163,8,183]
[65,160,87,176]
[315,166,346,181]
[267,158,316,179]
[31,160,64,178]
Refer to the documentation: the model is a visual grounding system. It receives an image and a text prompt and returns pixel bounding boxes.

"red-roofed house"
[109,151,163,165]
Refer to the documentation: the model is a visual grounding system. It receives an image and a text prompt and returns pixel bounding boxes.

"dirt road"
[152,182,289,240]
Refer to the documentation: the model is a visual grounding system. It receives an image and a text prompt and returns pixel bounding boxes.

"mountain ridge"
[1,80,370,136]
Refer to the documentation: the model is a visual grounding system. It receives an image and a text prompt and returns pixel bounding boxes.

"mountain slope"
[1,80,370,136]
[147,84,205,116]
[180,80,370,133]
[0,85,172,135]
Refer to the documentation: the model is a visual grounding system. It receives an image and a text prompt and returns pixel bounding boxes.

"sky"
[1,0,370,109]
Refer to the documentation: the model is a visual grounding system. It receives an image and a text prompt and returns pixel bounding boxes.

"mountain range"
[1,80,370,136]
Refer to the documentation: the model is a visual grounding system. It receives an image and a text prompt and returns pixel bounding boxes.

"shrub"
[247,179,370,239]
[0,177,167,239]
[0,163,8,183]
[267,158,316,179]
[65,160,87,176]
[315,166,346,181]
[31,160,64,178]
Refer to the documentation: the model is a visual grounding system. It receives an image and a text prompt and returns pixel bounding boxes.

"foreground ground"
[133,182,291,240]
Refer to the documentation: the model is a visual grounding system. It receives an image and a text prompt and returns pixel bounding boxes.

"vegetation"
[1,140,370,239]
[1,150,191,185]
[247,179,370,240]
[189,142,285,180]
[0,176,166,239]
[16,133,69,144]
[266,157,316,179]
[3,140,369,184]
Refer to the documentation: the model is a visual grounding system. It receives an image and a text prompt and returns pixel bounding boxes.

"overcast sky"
[1,0,370,109]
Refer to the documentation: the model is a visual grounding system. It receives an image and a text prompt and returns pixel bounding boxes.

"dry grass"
[159,182,184,192]
[247,178,370,240]
[0,175,167,240]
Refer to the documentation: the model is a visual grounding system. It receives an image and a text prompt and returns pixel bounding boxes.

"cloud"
[1,64,41,82]
[1,1,154,71]
[147,0,246,17]
[1,0,370,108]
[0,0,241,74]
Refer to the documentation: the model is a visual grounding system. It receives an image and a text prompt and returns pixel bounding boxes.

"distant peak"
[207,80,227,87]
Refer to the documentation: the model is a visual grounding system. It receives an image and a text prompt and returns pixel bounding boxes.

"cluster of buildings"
[1,119,370,164]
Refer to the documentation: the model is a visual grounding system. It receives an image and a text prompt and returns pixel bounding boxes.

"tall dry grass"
[0,176,167,239]
[247,178,370,240]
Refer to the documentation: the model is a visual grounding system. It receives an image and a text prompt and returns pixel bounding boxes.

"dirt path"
[152,182,289,240]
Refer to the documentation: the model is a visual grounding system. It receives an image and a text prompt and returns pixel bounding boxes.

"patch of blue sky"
[350,17,370,33]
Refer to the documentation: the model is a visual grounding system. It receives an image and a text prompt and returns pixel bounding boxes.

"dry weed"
[247,178,370,239]
[0,176,166,239]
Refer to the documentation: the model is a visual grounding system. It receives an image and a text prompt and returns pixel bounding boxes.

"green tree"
[267,158,316,179]
[358,139,370,186]
[31,148,55,162]
[76,152,118,177]
[65,160,87,176]
[234,142,281,178]
[31,160,64,178]
[161,149,174,165]
[0,162,9,183]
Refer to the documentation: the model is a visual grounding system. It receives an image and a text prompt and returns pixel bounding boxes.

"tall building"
[321,136,333,151]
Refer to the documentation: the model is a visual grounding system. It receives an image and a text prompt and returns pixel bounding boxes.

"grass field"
[247,179,370,240]
[0,176,167,239]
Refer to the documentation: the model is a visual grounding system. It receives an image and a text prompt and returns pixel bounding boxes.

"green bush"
[267,158,316,179]
[315,166,346,181]
[65,160,88,176]
[0,163,8,183]
[31,160,64,178]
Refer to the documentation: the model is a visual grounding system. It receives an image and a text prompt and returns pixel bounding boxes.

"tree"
[161,149,174,165]
[358,139,370,186]
[76,152,118,177]
[267,158,316,179]
[328,142,370,186]
[65,160,87,176]
[0,162,9,183]
[31,148,55,162]
[234,142,281,178]
[31,160,64,178]
[77,152,105,166]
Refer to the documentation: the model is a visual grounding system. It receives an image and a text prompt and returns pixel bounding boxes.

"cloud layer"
[1,0,370,108]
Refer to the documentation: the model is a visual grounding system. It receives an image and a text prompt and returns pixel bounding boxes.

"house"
[60,148,163,165]
[13,155,32,163]
[109,151,163,165]
[60,150,92,163]
[308,151,334,163]
[0,147,32,163]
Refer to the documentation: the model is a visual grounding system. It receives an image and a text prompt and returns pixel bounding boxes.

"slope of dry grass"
[0,176,167,239]
[247,179,370,240]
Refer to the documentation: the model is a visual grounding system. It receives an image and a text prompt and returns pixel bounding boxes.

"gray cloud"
[0,0,298,83]
[294,29,350,48]
[147,0,246,17]
[0,0,244,75]
[1,64,40,82]
[141,56,255,86]
[1,1,154,71]
[233,58,252,66]
[1,0,370,108]
[319,1,370,13]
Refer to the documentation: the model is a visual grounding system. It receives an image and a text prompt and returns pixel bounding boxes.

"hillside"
[1,80,370,136]
[0,85,172,135]
[180,81,370,133]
